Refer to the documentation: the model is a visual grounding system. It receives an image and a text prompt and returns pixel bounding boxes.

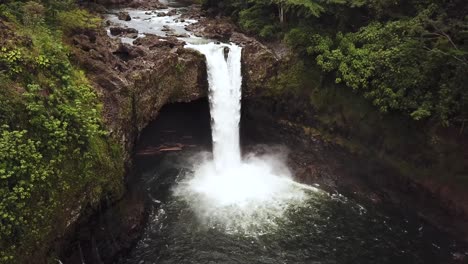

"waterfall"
[186,43,242,170]
[176,42,309,233]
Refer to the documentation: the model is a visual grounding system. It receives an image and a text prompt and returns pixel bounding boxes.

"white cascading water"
[175,43,315,234]
[187,43,242,170]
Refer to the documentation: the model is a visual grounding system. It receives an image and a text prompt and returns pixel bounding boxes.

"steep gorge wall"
[186,13,468,241]
[71,29,208,160]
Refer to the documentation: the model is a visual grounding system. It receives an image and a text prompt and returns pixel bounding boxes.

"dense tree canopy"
[203,0,468,126]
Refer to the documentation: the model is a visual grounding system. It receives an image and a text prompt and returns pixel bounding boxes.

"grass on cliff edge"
[0,1,124,262]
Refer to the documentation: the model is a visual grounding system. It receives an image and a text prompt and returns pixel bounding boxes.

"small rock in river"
[109,27,138,36]
[167,9,178,16]
[166,32,190,38]
[223,46,230,60]
[117,11,131,21]
[161,25,173,32]
[127,33,139,39]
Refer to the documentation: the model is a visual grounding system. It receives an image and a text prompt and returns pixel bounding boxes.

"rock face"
[230,32,278,96]
[61,28,207,261]
[71,28,207,159]
[186,17,279,96]
[186,16,236,40]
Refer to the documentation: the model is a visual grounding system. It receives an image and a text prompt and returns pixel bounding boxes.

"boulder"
[113,43,145,60]
[167,9,178,16]
[109,27,138,36]
[134,34,185,49]
[126,32,139,39]
[118,11,131,21]
[186,17,236,40]
[166,32,190,38]
[161,25,173,32]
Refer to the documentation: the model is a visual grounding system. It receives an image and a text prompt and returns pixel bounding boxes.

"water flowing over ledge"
[172,42,318,234]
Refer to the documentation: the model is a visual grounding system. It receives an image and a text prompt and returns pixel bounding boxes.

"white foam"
[173,43,314,234]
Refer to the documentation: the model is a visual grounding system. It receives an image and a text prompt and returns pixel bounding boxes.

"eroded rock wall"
[71,29,208,159]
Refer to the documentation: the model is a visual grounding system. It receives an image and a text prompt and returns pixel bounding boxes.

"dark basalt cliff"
[71,29,208,159]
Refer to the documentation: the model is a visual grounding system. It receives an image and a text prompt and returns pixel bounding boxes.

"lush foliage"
[0,1,124,262]
[203,0,468,187]
[204,0,468,125]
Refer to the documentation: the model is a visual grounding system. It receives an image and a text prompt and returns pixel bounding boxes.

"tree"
[271,0,324,23]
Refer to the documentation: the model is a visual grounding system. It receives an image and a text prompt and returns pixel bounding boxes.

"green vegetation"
[204,0,468,126]
[0,1,124,262]
[203,0,468,185]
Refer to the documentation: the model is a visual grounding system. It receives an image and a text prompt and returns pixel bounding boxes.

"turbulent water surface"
[118,151,462,264]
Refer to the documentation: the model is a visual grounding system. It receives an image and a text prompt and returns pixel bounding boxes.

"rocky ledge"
[70,27,207,158]
[185,16,279,96]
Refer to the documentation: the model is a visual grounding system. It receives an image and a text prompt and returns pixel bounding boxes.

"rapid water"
[186,43,242,169]
[119,151,463,264]
[172,43,314,231]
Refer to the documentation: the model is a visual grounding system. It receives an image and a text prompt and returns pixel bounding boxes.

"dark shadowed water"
[117,150,464,264]
[116,99,465,264]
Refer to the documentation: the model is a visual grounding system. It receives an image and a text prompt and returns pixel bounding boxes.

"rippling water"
[118,151,463,264]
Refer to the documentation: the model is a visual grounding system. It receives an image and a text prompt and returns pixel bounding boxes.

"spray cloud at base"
[173,43,315,234]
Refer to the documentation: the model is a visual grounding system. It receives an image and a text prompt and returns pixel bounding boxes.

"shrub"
[56,9,101,34]
[22,1,45,26]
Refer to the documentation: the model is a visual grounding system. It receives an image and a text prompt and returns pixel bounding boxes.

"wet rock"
[167,9,178,16]
[134,34,184,49]
[109,26,138,36]
[166,32,190,38]
[230,32,278,96]
[157,12,167,17]
[118,11,131,21]
[161,25,173,32]
[70,26,205,148]
[127,32,139,39]
[72,34,93,52]
[223,46,229,60]
[113,43,145,61]
[186,17,236,40]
